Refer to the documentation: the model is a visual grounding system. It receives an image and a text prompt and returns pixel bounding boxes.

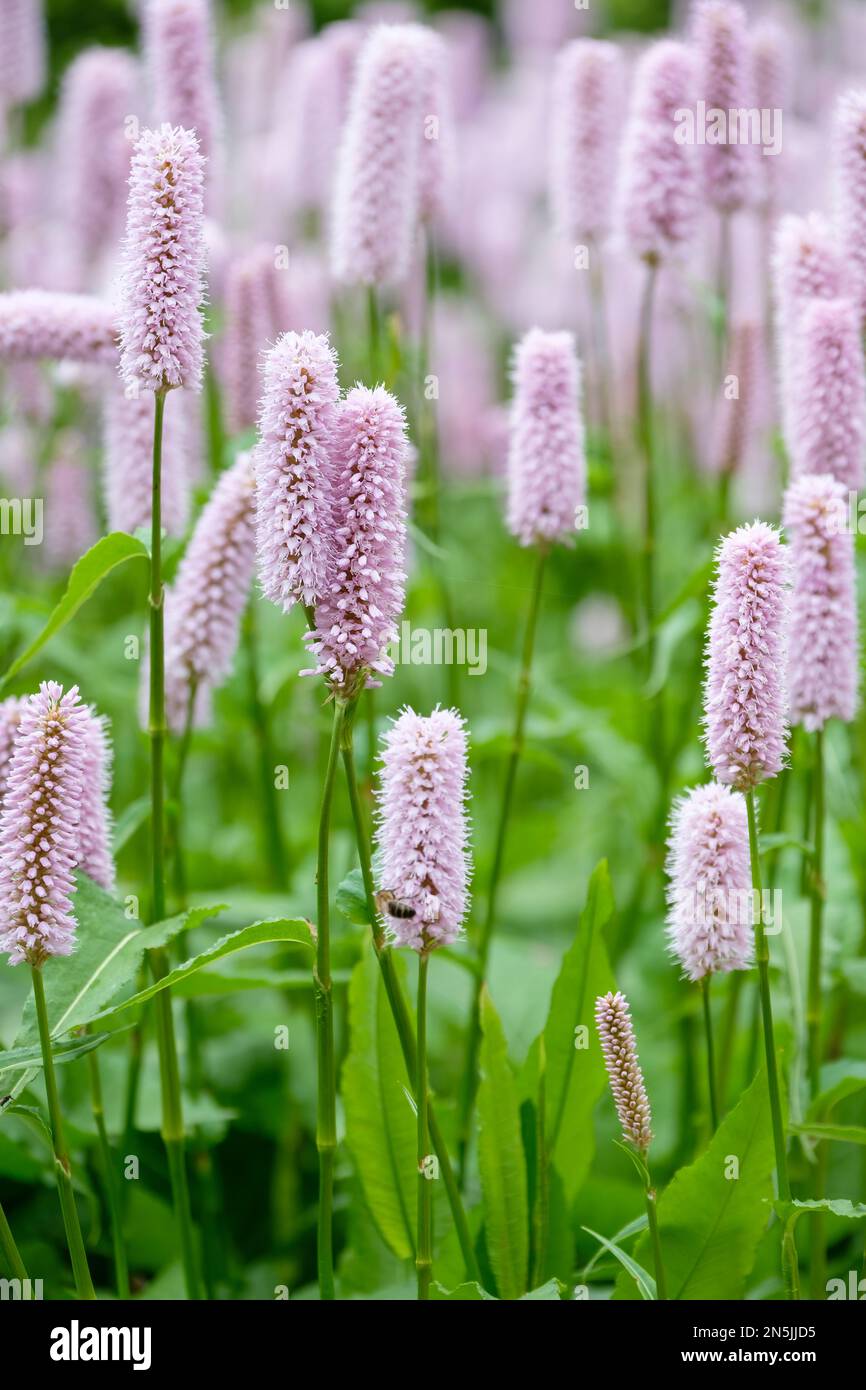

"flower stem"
[315,698,346,1301]
[746,788,798,1298]
[807,728,825,1097]
[0,1198,27,1281]
[148,387,201,1301]
[340,717,480,1283]
[86,1034,130,1299]
[244,601,288,889]
[458,543,548,1173]
[644,1175,667,1300]
[31,964,96,1299]
[637,259,658,674]
[700,976,719,1133]
[416,952,432,1300]
[367,286,381,385]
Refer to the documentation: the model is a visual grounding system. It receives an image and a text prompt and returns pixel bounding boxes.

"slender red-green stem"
[638,259,658,674]
[700,976,719,1133]
[315,699,346,1301]
[806,727,827,1298]
[416,952,432,1300]
[0,1198,27,1282]
[745,789,799,1300]
[340,716,480,1283]
[86,1035,130,1299]
[458,544,548,1173]
[644,1174,667,1300]
[148,387,202,1301]
[244,601,288,889]
[31,964,96,1299]
[807,728,825,1096]
[367,286,381,385]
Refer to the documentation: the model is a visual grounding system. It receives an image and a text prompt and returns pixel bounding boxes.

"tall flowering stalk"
[783,474,858,1298]
[595,991,666,1299]
[0,683,95,1298]
[118,121,206,1301]
[666,783,752,1129]
[703,521,798,1297]
[788,297,865,492]
[0,290,119,365]
[375,706,471,1299]
[458,328,584,1170]
[833,90,866,327]
[617,39,698,666]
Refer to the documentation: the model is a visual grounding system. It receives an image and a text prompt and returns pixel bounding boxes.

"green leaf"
[80,917,315,1030]
[112,796,151,853]
[791,1123,866,1145]
[582,1225,656,1300]
[336,868,372,926]
[14,876,223,1046]
[774,1198,866,1229]
[0,532,148,689]
[520,1278,566,1300]
[0,1030,115,1079]
[542,860,615,1203]
[477,986,529,1301]
[342,945,417,1262]
[614,1066,776,1300]
[582,1213,648,1279]
[806,1061,866,1121]
[430,1281,497,1301]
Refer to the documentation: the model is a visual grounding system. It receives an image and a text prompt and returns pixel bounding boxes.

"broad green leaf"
[80,916,314,1029]
[14,876,223,1046]
[336,868,372,926]
[477,987,529,1301]
[342,945,416,1262]
[543,860,615,1202]
[614,1066,776,1300]
[582,1225,656,1300]
[430,1281,497,1301]
[791,1122,866,1145]
[170,967,347,998]
[0,532,148,688]
[0,1030,115,1079]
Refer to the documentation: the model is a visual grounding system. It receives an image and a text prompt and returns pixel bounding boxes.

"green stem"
[807,729,825,1098]
[746,789,798,1298]
[148,387,201,1301]
[645,1176,667,1300]
[86,1035,130,1299]
[340,720,480,1284]
[416,953,432,1300]
[31,965,96,1299]
[638,259,658,675]
[315,699,346,1301]
[701,976,719,1133]
[0,1199,27,1282]
[367,286,381,385]
[169,677,197,913]
[458,545,548,1171]
[717,971,744,1110]
[244,602,288,889]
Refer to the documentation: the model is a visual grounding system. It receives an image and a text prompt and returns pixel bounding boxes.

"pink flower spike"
[0,291,119,365]
[506,328,585,549]
[164,451,257,733]
[306,385,409,693]
[616,39,699,263]
[789,297,866,492]
[595,991,653,1154]
[374,705,472,953]
[222,246,286,435]
[102,379,190,537]
[118,124,207,394]
[330,24,423,287]
[549,39,623,244]
[783,475,858,732]
[254,330,340,614]
[0,697,25,806]
[704,521,790,792]
[0,0,46,108]
[666,783,752,982]
[834,90,866,325]
[0,682,90,966]
[692,0,756,214]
